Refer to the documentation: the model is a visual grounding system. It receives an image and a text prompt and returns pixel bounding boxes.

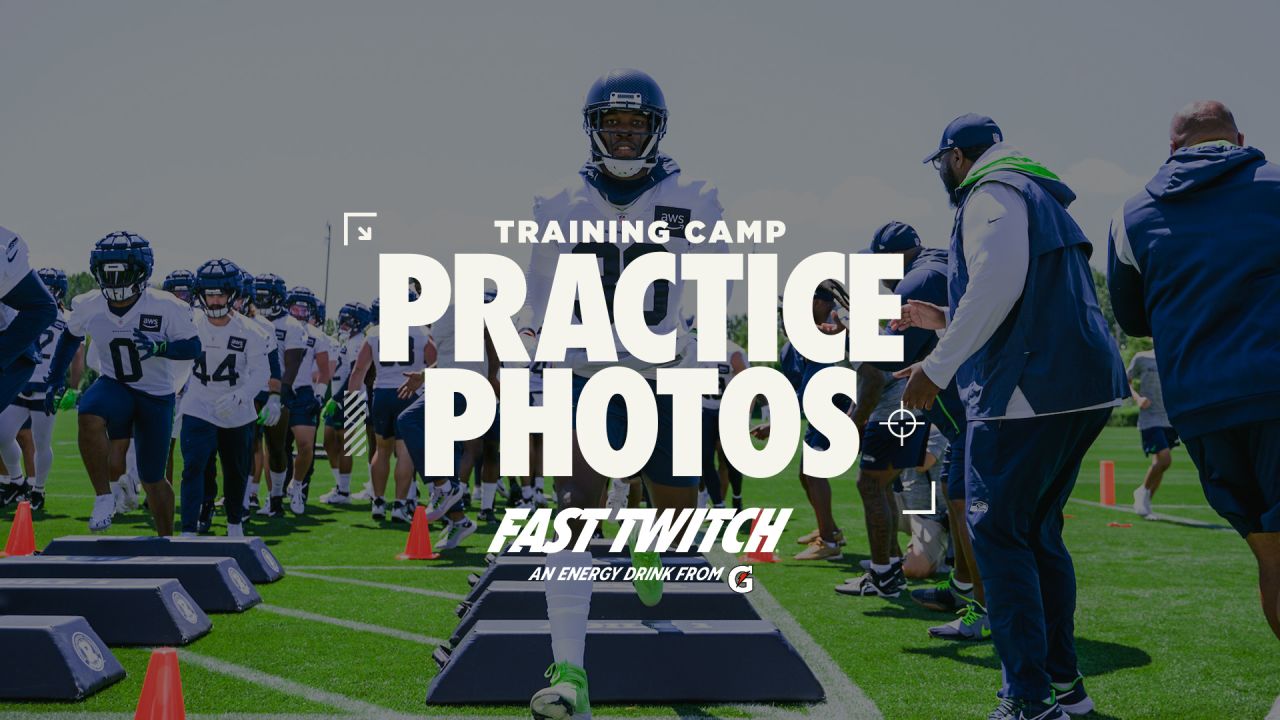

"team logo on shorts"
[71,631,106,672]
[228,336,247,352]
[172,591,199,625]
[728,565,754,594]
[654,206,691,238]
[969,501,989,515]
[139,314,163,332]
[228,567,251,595]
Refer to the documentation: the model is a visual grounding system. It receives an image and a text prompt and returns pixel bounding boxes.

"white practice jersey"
[703,340,745,410]
[525,170,727,379]
[331,331,364,392]
[0,228,32,299]
[248,313,278,393]
[169,304,197,394]
[264,313,309,389]
[364,324,431,390]
[430,305,489,377]
[21,308,69,399]
[307,324,333,398]
[180,312,273,427]
[66,287,199,397]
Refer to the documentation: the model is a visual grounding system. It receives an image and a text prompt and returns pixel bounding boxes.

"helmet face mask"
[254,274,287,315]
[91,232,154,303]
[583,70,668,179]
[286,287,317,323]
[194,259,242,319]
[38,268,68,302]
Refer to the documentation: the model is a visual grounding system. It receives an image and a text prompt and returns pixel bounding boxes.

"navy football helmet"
[286,286,318,323]
[338,302,372,336]
[162,269,197,305]
[583,69,668,178]
[37,267,68,302]
[90,232,154,302]
[254,273,287,314]
[315,299,326,325]
[194,258,242,318]
[370,297,380,325]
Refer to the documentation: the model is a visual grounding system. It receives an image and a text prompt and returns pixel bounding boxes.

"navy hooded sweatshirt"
[1108,142,1280,438]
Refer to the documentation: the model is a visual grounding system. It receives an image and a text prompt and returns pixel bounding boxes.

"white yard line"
[289,570,466,600]
[1067,498,1232,530]
[258,603,447,646]
[290,565,485,572]
[707,548,883,719]
[1268,693,1280,720]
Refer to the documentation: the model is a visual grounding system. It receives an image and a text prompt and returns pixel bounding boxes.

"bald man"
[1109,101,1280,642]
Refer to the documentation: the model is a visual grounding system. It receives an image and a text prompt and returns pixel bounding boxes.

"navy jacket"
[1109,143,1280,438]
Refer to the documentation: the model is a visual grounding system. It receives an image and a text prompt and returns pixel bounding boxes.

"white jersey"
[24,307,70,397]
[331,331,364,392]
[180,313,273,428]
[703,340,745,410]
[525,169,727,379]
[307,324,333,398]
[248,313,278,392]
[264,313,309,389]
[169,304,197,394]
[363,324,431,390]
[66,287,199,397]
[0,228,32,299]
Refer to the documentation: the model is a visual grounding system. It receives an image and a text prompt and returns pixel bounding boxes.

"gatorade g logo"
[71,631,106,672]
[261,547,280,573]
[139,314,163,332]
[172,591,199,625]
[228,567,251,595]
[654,206,691,238]
[728,565,754,594]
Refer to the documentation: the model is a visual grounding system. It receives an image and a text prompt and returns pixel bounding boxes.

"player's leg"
[18,424,35,483]
[395,396,468,538]
[720,443,742,511]
[260,399,291,515]
[78,377,138,529]
[700,406,724,508]
[477,432,501,525]
[0,403,29,503]
[28,407,56,510]
[178,415,217,535]
[134,390,178,537]
[217,423,253,536]
[369,434,395,519]
[1247,533,1280,640]
[285,387,318,513]
[320,400,352,503]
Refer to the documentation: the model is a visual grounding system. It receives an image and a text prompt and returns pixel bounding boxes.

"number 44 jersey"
[66,287,199,398]
[181,312,273,427]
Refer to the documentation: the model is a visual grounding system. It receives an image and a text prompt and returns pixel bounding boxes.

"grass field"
[0,417,1276,719]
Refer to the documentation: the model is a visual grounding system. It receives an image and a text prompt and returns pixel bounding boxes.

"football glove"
[58,388,79,411]
[321,398,338,419]
[214,392,249,424]
[258,393,282,426]
[132,329,167,361]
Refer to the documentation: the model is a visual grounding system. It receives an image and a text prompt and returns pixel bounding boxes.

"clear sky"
[3,1,1276,312]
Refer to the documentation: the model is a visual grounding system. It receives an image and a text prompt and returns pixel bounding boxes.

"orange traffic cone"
[1,500,35,557]
[1100,460,1116,506]
[135,647,184,720]
[397,504,440,560]
[741,509,778,564]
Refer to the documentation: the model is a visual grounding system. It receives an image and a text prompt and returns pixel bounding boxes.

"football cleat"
[439,517,476,550]
[1133,486,1153,518]
[27,489,45,512]
[320,488,352,505]
[257,496,284,517]
[797,528,846,546]
[226,522,245,538]
[478,508,498,526]
[987,698,1068,720]
[371,497,387,521]
[631,550,663,607]
[0,479,29,506]
[911,574,970,613]
[115,474,141,513]
[1052,676,1095,716]
[530,661,590,720]
[426,481,464,522]
[533,489,550,508]
[605,477,630,518]
[351,481,375,501]
[89,494,116,533]
[835,568,900,598]
[929,601,992,641]
[287,482,306,514]
[390,501,411,524]
[197,501,216,534]
[795,539,843,561]
[732,494,744,512]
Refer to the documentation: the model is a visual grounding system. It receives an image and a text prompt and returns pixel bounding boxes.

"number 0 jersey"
[66,287,199,397]
[363,325,431,390]
[180,312,273,427]
[525,166,727,379]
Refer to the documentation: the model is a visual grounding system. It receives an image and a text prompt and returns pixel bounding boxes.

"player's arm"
[280,348,304,387]
[43,331,85,389]
[424,336,438,369]
[266,348,282,393]
[871,272,941,373]
[69,345,86,389]
[852,363,885,433]
[313,348,331,384]
[729,349,748,375]
[1106,212,1151,338]
[346,341,373,394]
[0,271,58,370]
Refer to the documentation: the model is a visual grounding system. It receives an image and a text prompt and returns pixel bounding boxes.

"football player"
[160,270,198,488]
[44,232,201,535]
[521,69,728,719]
[0,228,58,429]
[238,270,283,511]
[320,302,371,505]
[0,267,83,510]
[179,259,272,536]
[345,290,433,522]
[278,287,331,507]
[696,317,747,510]
[251,274,307,517]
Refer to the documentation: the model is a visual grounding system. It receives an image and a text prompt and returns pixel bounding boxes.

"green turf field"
[0,418,1276,719]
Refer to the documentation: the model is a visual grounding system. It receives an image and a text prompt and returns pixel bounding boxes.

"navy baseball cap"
[923,114,1003,164]
[866,221,921,254]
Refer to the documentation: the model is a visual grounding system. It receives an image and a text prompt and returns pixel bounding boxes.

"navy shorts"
[1140,426,1180,455]
[1183,419,1280,537]
[860,418,931,471]
[570,373,697,488]
[0,357,35,410]
[371,388,413,438]
[287,385,319,428]
[802,393,855,452]
[79,376,175,484]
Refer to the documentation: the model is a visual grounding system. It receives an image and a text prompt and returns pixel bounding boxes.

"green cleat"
[631,550,663,607]
[530,661,590,719]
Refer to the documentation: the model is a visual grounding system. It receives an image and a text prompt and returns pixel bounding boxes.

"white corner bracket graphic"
[342,212,378,246]
[901,481,938,516]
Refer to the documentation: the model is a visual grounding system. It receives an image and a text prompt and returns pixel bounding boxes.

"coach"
[896,114,1126,718]
[1108,101,1280,642]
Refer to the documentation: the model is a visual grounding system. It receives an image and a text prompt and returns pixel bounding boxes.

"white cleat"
[288,481,306,514]
[606,477,630,519]
[226,522,245,537]
[438,517,476,550]
[533,489,550,508]
[350,482,375,501]
[319,488,352,505]
[426,482,464,522]
[1133,486,1153,518]
[89,494,116,533]
[117,474,141,513]
[389,502,412,524]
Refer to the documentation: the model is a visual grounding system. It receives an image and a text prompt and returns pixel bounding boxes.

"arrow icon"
[342,212,378,246]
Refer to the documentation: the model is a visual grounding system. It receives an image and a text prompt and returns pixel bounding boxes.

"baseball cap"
[923,113,1003,164]
[866,221,922,254]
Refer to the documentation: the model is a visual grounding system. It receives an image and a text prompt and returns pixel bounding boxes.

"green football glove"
[321,398,338,419]
[58,388,79,411]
